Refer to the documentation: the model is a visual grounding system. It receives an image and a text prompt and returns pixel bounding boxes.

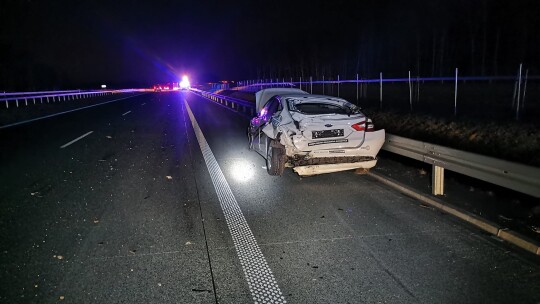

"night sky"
[1,0,539,90]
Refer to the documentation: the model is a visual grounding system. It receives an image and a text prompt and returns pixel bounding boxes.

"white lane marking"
[185,100,286,304]
[60,131,94,149]
[0,94,145,129]
[141,103,146,106]
[121,110,131,116]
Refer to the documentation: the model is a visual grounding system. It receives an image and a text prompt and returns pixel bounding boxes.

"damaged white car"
[248,88,385,176]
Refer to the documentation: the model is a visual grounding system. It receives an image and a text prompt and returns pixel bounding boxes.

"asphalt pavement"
[1,91,539,303]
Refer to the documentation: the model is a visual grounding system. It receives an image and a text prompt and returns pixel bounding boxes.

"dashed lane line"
[60,131,94,149]
[122,110,132,116]
[185,100,287,304]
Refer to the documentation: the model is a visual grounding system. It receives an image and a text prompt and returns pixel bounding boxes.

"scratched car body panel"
[248,88,385,176]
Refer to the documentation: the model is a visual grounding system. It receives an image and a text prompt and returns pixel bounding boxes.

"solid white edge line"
[60,131,94,149]
[0,93,145,129]
[121,110,131,116]
[184,100,287,304]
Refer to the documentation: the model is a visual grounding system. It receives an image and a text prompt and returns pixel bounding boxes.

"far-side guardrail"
[193,88,540,199]
[0,89,82,97]
[1,89,146,109]
[192,89,256,117]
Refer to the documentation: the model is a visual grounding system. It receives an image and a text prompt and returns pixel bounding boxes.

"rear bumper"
[287,129,385,162]
[293,160,378,176]
[290,155,375,166]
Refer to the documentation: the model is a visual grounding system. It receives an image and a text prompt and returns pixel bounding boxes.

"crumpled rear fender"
[262,123,276,139]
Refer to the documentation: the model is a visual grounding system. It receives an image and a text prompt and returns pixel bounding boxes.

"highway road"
[0,91,539,303]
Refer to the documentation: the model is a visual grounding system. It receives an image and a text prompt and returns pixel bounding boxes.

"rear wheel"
[266,139,285,176]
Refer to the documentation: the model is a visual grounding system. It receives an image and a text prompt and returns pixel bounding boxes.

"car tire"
[266,139,285,176]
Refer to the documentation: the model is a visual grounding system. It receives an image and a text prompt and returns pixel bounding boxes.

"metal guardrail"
[1,89,145,109]
[192,89,256,117]
[383,134,540,198]
[195,89,540,198]
[0,89,82,97]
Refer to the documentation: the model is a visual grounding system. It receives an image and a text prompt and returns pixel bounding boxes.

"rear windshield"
[290,102,354,115]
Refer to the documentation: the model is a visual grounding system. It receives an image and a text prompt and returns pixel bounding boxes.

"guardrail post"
[16,99,19,107]
[5,100,8,109]
[25,98,28,106]
[432,165,445,195]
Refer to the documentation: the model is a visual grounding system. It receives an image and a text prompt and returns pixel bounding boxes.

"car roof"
[255,88,308,111]
[281,94,350,104]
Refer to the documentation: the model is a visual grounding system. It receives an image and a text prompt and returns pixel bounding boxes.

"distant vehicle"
[180,76,190,90]
[153,82,180,92]
[248,88,385,176]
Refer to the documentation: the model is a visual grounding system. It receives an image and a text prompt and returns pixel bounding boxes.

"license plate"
[312,129,344,139]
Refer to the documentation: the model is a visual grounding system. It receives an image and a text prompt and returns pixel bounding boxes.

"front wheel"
[266,139,285,176]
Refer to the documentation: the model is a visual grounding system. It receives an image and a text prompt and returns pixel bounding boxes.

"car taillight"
[351,121,365,131]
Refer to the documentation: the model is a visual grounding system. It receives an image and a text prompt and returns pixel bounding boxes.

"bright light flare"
[180,75,191,89]
[229,159,255,182]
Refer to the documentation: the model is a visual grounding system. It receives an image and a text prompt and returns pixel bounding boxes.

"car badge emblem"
[325,124,332,127]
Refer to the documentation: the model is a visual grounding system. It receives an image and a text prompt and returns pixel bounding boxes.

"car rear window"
[292,103,350,115]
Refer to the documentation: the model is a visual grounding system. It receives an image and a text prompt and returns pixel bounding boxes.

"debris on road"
[166,176,173,180]
[191,288,212,293]
[529,226,540,234]
[498,215,513,222]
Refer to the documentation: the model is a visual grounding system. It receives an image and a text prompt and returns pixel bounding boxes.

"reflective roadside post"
[454,68,458,116]
[337,74,340,97]
[379,72,383,109]
[356,73,359,102]
[516,63,523,121]
[409,71,412,112]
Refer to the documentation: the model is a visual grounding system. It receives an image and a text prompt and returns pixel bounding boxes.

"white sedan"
[248,88,385,176]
